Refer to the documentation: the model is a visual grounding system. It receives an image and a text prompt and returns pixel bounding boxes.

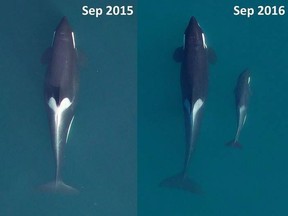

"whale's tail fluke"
[160,172,201,193]
[40,180,78,194]
[226,140,242,148]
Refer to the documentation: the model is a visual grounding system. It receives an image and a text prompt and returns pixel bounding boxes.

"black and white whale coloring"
[160,16,214,193]
[227,69,251,148]
[42,17,79,193]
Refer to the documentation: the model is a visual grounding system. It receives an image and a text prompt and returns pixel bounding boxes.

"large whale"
[226,69,251,148]
[42,17,78,193]
[160,16,213,193]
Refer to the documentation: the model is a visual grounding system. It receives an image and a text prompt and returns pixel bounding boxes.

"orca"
[226,69,251,148]
[160,16,212,193]
[42,17,79,193]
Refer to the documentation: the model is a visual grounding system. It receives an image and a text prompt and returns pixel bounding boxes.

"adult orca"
[226,69,251,148]
[160,16,213,193]
[42,17,79,193]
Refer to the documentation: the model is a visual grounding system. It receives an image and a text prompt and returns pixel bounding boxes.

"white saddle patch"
[48,97,72,128]
[239,105,246,114]
[192,98,204,124]
[243,115,247,125]
[49,97,72,112]
[239,105,247,126]
[66,116,75,143]
[48,97,73,149]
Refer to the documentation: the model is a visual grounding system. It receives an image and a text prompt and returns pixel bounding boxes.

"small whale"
[226,69,251,148]
[41,17,79,193]
[160,16,214,193]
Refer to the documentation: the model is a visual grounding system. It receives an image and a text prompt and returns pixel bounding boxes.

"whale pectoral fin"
[173,47,184,63]
[207,47,217,65]
[41,47,52,65]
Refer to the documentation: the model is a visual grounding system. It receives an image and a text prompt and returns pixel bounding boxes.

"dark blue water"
[139,0,288,215]
[0,0,136,215]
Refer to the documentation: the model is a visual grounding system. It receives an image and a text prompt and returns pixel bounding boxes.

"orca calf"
[227,69,251,148]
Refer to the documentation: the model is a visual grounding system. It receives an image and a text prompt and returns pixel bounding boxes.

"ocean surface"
[1,0,288,215]
[0,0,136,215]
[138,0,288,216]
